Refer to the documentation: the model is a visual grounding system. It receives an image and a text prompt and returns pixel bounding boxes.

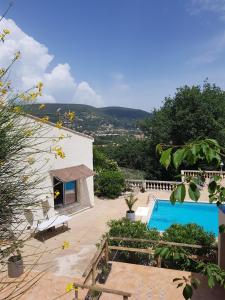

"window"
[65,181,75,191]
[64,180,77,204]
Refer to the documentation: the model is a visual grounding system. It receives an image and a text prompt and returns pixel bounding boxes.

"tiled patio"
[4,262,224,300]
[21,192,151,277]
[101,262,224,300]
[2,190,223,300]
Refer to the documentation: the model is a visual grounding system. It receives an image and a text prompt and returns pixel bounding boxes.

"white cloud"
[0,18,103,106]
[188,0,225,19]
[74,81,103,106]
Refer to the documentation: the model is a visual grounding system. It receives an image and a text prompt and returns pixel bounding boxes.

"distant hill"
[25,103,151,136]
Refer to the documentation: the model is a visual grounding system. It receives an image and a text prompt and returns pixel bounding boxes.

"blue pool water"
[147,200,218,235]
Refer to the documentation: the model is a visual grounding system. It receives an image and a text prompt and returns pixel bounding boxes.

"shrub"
[95,170,125,199]
[162,223,216,254]
[107,218,160,264]
[157,223,217,271]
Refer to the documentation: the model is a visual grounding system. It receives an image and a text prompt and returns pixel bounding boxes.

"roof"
[27,114,94,141]
[50,164,95,182]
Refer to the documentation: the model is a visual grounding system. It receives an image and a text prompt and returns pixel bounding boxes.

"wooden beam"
[109,237,217,249]
[109,245,154,254]
[73,282,132,297]
[108,246,212,262]
[82,238,107,277]
[105,239,109,263]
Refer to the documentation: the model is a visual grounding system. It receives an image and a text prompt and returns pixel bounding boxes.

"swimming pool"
[147,200,218,235]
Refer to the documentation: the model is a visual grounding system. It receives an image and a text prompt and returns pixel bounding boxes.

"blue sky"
[0,0,225,111]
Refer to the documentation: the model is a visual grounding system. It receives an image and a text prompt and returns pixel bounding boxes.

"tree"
[93,146,118,172]
[103,138,149,171]
[140,82,225,180]
[93,147,125,198]
[141,82,225,146]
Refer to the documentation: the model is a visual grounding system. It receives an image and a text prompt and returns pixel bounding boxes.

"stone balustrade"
[126,179,180,191]
[126,170,225,192]
[181,170,225,180]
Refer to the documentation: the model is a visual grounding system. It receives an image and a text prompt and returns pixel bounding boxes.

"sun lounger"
[36,215,71,241]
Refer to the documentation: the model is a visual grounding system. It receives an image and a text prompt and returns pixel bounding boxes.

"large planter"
[126,210,135,221]
[8,255,24,278]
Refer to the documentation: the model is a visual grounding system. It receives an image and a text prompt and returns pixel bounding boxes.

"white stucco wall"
[21,116,94,229]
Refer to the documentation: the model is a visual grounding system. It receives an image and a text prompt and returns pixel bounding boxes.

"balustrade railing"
[181,170,225,180]
[126,179,180,191]
[126,170,225,192]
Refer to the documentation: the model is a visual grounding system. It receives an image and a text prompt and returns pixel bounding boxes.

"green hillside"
[25,103,150,135]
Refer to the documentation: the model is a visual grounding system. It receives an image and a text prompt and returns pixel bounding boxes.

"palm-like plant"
[125,193,138,212]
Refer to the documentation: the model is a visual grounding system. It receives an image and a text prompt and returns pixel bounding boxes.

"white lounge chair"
[36,215,71,241]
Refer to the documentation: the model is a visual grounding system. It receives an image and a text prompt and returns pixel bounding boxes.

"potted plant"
[125,193,138,221]
[8,250,24,278]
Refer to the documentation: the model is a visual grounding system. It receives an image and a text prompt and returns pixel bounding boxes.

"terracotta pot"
[8,255,23,278]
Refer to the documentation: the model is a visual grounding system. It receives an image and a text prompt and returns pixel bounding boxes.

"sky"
[0,0,225,111]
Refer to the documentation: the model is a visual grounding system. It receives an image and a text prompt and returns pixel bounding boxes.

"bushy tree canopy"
[139,82,225,179]
[141,82,225,146]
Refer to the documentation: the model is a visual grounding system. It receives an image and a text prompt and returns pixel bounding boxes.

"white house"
[22,115,95,230]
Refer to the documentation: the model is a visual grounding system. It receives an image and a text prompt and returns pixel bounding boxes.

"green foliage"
[182,284,193,300]
[147,83,225,145]
[157,139,221,171]
[93,147,118,172]
[170,183,186,203]
[162,224,215,256]
[120,167,146,180]
[157,132,225,297]
[197,262,225,289]
[107,218,160,240]
[139,82,225,179]
[159,147,172,169]
[26,103,150,134]
[219,224,225,233]
[107,218,160,264]
[103,138,149,172]
[93,147,125,198]
[154,224,216,273]
[157,138,225,205]
[173,277,200,300]
[125,193,138,212]
[94,170,125,199]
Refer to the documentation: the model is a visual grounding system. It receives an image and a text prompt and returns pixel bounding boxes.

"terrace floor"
[2,190,222,300]
[21,193,151,277]
[4,262,224,300]
[101,262,224,300]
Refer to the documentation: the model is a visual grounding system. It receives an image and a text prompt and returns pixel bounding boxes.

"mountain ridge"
[25,103,151,135]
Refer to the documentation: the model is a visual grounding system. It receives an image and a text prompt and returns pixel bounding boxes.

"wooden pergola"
[72,236,217,299]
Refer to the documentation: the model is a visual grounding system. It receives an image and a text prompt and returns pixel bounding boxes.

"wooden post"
[105,239,109,263]
[74,286,78,299]
[156,256,161,268]
[92,264,96,285]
